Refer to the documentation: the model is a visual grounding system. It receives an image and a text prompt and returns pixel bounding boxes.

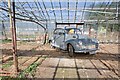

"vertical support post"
[44,20,47,44]
[55,22,57,29]
[12,0,18,73]
[118,2,120,77]
[89,25,91,37]
[76,24,78,28]
[95,22,98,39]
[105,21,108,42]
[8,0,18,74]
[8,0,12,38]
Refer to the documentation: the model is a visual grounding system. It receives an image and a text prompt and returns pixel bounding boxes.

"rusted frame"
[42,0,50,21]
[25,2,41,22]
[34,1,45,20]
[74,0,78,23]
[50,0,56,22]
[88,0,95,20]
[8,0,18,74]
[37,0,47,21]
[81,0,87,21]
[59,0,63,23]
[67,0,69,23]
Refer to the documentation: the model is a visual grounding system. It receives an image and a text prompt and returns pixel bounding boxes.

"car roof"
[54,28,80,31]
[65,28,80,30]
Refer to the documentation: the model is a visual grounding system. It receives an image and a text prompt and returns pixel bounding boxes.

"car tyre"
[68,44,74,57]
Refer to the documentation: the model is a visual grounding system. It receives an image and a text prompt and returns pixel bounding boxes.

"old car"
[49,28,99,57]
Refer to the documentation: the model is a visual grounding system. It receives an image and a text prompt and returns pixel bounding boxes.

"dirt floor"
[0,41,119,79]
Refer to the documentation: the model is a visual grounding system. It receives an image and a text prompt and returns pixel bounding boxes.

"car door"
[53,29,65,49]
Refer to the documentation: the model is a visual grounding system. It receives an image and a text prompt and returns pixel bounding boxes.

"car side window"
[54,29,65,35]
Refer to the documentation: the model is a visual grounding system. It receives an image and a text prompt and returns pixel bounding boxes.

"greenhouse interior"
[0,0,120,79]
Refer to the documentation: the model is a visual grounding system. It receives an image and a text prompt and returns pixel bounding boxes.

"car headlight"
[92,38,98,43]
[78,41,82,45]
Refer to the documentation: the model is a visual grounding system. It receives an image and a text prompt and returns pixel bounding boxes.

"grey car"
[50,28,99,57]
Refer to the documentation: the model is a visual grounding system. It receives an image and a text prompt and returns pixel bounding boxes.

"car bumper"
[74,48,98,53]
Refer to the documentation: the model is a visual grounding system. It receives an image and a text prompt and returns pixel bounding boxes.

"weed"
[2,39,12,43]
[2,61,13,69]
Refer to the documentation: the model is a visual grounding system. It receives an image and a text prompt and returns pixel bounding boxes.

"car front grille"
[82,45,95,49]
[88,45,95,49]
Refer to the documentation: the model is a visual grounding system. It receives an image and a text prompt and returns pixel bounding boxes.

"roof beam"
[34,1,45,19]
[81,0,87,21]
[88,0,95,20]
[0,7,46,30]
[50,0,56,21]
[74,0,78,23]
[42,0,50,21]
[98,1,111,23]
[68,0,69,23]
[26,2,41,22]
[16,1,34,20]
[37,0,47,20]
[59,0,63,23]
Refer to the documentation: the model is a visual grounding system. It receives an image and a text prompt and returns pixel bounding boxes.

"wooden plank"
[18,56,32,65]
[100,60,119,77]
[2,56,13,63]
[35,57,45,64]
[91,60,108,69]
[19,57,38,70]
[91,59,119,78]
[100,70,119,78]
[105,60,118,70]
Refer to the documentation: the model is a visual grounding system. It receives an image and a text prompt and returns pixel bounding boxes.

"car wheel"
[68,44,74,57]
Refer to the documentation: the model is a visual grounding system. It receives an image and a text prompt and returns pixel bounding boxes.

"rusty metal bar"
[50,0,56,21]
[12,0,18,73]
[59,0,63,23]
[81,0,87,21]
[8,0,18,74]
[74,0,78,23]
[68,0,69,23]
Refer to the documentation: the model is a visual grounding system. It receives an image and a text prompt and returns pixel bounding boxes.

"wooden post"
[8,0,12,39]
[8,0,18,75]
[76,24,78,28]
[89,25,91,37]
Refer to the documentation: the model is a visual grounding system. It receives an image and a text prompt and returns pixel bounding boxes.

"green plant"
[2,61,13,69]
[18,56,47,78]
[2,39,12,43]
[18,57,41,78]
[18,62,39,78]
